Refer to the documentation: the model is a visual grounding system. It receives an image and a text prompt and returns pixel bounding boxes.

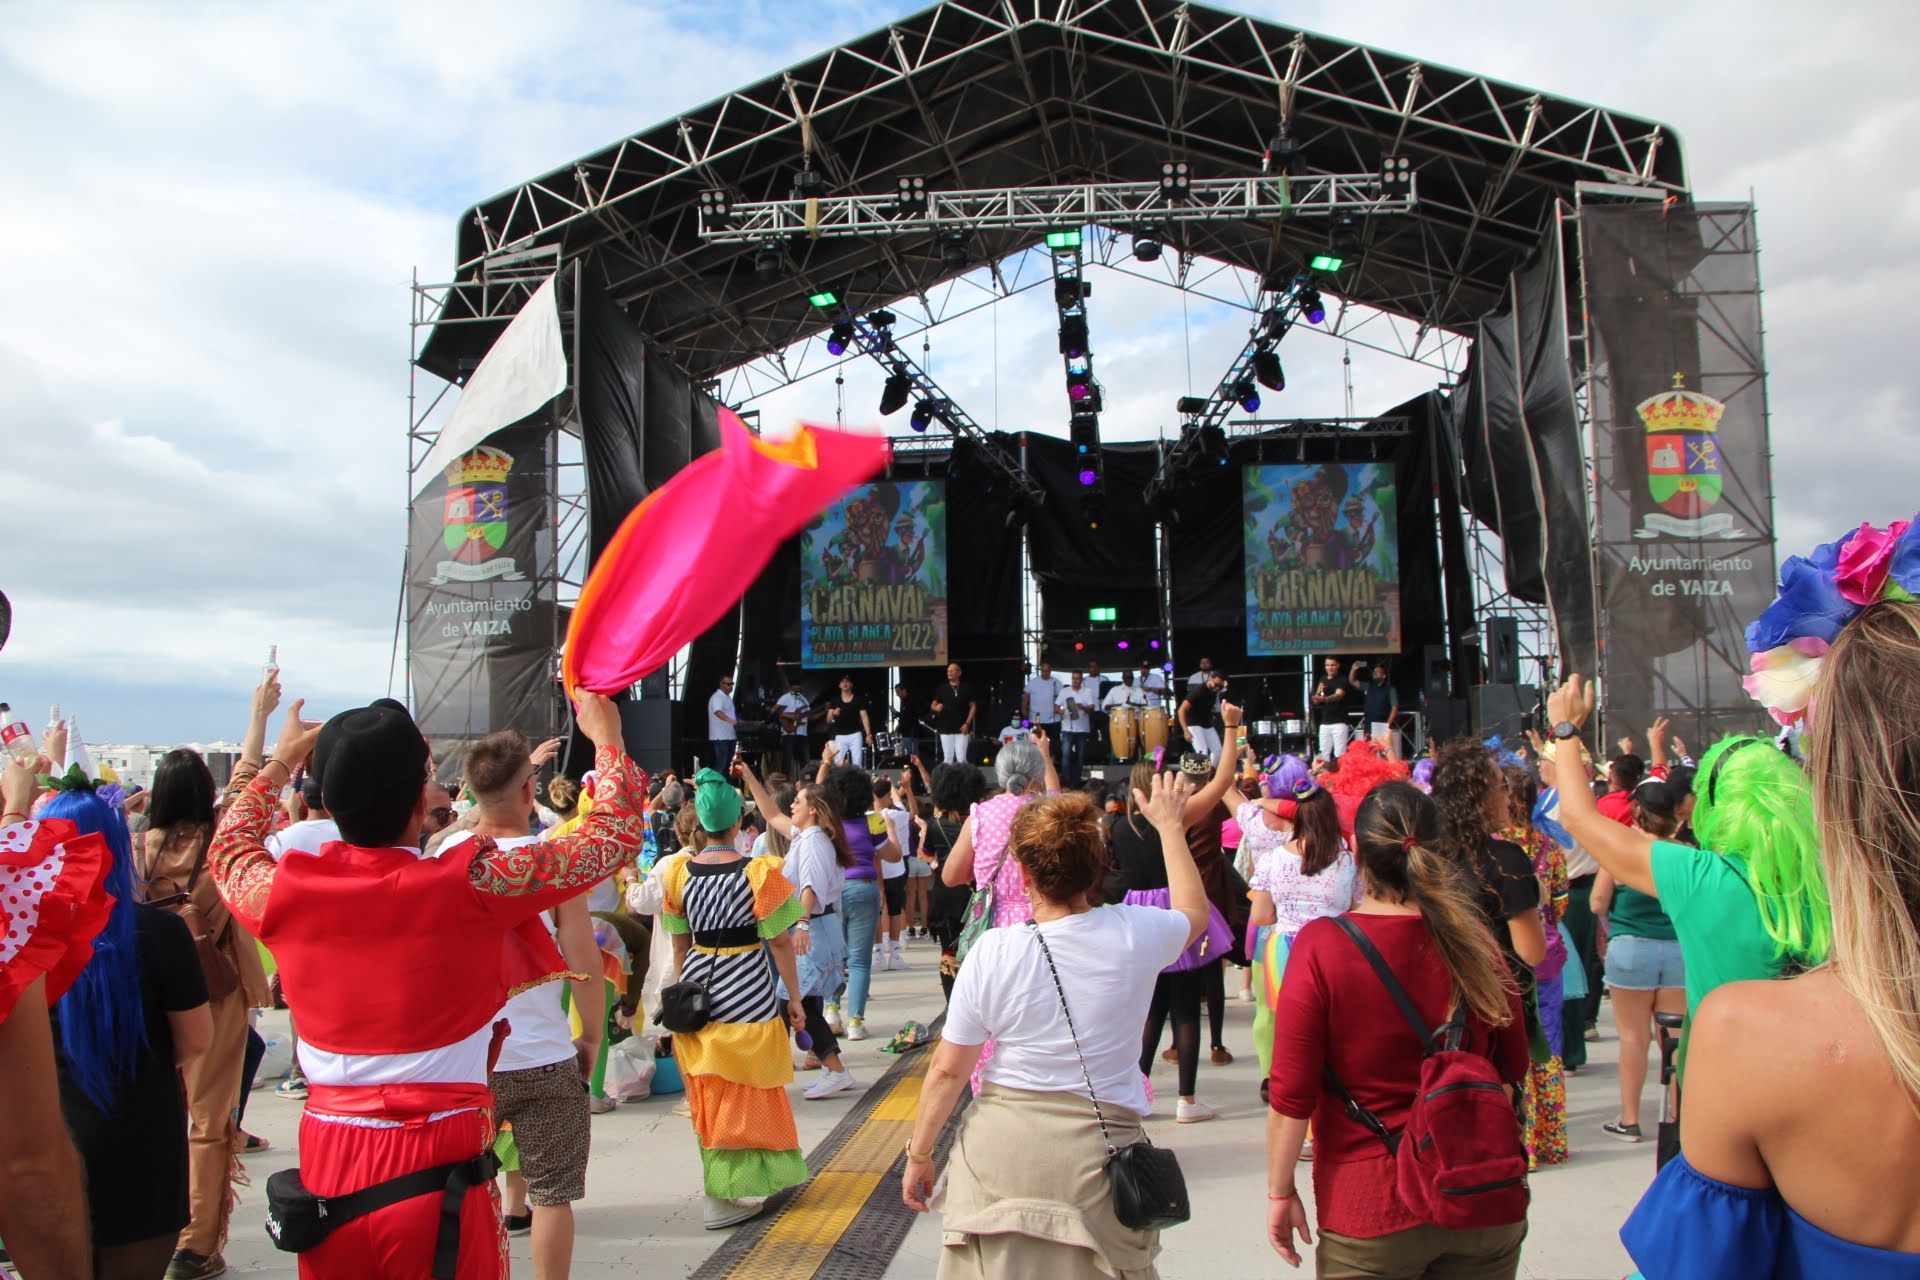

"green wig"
[1689,735,1831,968]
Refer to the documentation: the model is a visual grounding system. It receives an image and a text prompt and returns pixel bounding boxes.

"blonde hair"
[1808,600,1920,1103]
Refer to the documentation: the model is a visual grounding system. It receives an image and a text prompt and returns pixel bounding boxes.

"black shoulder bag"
[1029,922,1191,1232]
[265,1150,498,1277]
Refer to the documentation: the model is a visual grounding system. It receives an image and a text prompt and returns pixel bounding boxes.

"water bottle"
[0,703,34,762]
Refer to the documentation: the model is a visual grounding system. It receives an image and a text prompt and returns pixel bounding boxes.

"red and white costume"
[208,750,646,1279]
[0,817,114,1024]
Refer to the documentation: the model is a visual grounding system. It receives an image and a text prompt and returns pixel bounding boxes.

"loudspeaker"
[619,697,678,777]
[1421,644,1453,702]
[1469,684,1533,741]
[1485,616,1521,685]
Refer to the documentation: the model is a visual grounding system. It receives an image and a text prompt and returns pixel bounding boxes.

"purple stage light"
[1306,302,1326,324]
[1117,640,1130,651]
[826,337,847,355]
[1078,469,1098,486]
[1069,383,1090,401]
[1149,639,1161,649]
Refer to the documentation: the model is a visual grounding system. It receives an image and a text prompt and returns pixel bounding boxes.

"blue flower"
[1746,552,1862,652]
[1888,517,1920,596]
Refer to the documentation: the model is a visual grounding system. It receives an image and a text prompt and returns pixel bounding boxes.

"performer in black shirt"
[823,674,875,767]
[929,662,978,765]
[1179,673,1225,761]
[1310,655,1358,759]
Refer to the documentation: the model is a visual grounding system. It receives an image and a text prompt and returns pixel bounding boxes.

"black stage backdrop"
[1026,437,1161,649]
[1165,396,1446,719]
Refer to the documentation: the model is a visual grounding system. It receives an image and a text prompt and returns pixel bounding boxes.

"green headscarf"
[692,767,743,835]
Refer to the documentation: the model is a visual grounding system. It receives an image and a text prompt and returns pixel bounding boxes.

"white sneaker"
[1237,987,1256,1003]
[845,1018,868,1041]
[889,944,910,970]
[703,1196,764,1230]
[1176,1098,1217,1124]
[825,1004,845,1034]
[803,1069,857,1100]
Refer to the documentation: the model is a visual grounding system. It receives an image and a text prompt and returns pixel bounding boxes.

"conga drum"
[1108,705,1138,762]
[1141,707,1171,754]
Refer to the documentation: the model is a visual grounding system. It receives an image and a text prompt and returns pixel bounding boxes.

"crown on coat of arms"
[1635,373,1726,435]
[449,445,514,486]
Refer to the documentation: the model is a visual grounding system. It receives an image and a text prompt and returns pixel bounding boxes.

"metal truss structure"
[695,172,1414,242]
[419,0,1685,390]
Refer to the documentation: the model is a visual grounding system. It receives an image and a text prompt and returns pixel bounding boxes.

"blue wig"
[42,790,148,1112]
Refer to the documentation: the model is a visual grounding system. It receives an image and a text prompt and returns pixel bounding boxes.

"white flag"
[411,274,569,496]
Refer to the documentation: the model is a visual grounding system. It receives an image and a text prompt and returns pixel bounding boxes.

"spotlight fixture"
[1079,488,1104,529]
[792,164,826,200]
[1132,224,1164,261]
[1054,276,1087,309]
[1044,228,1083,250]
[1149,638,1163,650]
[1252,348,1286,392]
[825,321,854,356]
[1199,424,1231,467]
[1159,160,1192,199]
[1266,128,1304,176]
[1381,155,1412,188]
[1309,253,1346,274]
[867,309,896,328]
[1066,367,1093,402]
[807,289,839,308]
[879,372,912,416]
[1234,378,1261,414]
[1074,638,1087,652]
[697,188,731,221]
[1176,395,1209,417]
[1058,316,1089,358]
[939,229,972,271]
[910,398,940,433]
[895,175,929,214]
[1116,638,1131,651]
[1070,411,1101,456]
[1077,468,1098,487]
[753,239,784,278]
[1298,287,1327,325]
[1331,213,1363,258]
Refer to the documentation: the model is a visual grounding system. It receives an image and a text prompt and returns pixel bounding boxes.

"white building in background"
[90,742,243,790]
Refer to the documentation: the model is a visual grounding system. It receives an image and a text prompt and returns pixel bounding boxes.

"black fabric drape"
[576,278,649,557]
[1473,309,1548,604]
[1026,437,1161,635]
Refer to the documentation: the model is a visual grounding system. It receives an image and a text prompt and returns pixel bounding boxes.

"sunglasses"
[430,806,455,824]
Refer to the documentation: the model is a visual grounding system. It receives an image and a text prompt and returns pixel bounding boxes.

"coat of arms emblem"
[1635,375,1742,539]
[431,446,526,583]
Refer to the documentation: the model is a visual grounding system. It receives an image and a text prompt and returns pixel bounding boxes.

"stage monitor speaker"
[619,697,678,777]
[1469,684,1533,741]
[1485,616,1521,685]
[1421,644,1452,702]
[1425,697,1470,745]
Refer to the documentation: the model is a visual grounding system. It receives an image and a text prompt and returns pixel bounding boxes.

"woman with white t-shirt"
[902,774,1208,1279]
[1240,775,1361,1087]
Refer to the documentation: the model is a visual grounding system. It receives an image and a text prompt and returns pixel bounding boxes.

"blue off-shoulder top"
[1623,1153,1920,1279]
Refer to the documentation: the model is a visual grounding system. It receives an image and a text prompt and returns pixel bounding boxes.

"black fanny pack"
[265,1150,499,1277]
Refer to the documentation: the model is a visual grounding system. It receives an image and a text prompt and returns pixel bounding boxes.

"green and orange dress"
[660,853,809,1198]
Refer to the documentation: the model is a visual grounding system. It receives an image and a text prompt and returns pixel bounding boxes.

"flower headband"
[1744,515,1920,726]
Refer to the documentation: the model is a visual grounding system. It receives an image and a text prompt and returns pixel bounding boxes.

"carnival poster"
[1243,462,1401,655]
[801,480,948,667]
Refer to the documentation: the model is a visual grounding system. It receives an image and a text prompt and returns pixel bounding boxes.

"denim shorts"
[1604,934,1686,991]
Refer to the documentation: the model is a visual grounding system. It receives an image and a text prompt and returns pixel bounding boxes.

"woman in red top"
[1265,780,1530,1277]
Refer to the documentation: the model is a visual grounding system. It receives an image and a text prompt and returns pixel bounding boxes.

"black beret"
[316,704,430,821]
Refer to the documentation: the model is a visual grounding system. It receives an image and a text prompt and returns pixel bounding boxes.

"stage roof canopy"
[420,0,1687,382]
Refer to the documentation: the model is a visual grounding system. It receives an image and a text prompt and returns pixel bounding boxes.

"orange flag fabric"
[563,410,889,694]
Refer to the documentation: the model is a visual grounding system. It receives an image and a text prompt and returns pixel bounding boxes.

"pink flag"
[563,410,889,694]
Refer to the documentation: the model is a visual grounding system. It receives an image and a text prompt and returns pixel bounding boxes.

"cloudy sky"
[3,0,1915,744]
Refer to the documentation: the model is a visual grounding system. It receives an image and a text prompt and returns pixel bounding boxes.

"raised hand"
[573,692,624,753]
[529,736,565,767]
[1220,700,1244,729]
[1133,770,1190,833]
[1545,675,1596,731]
[271,700,325,771]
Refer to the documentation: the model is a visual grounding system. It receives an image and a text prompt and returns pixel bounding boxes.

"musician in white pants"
[930,663,978,765]
[823,674,873,767]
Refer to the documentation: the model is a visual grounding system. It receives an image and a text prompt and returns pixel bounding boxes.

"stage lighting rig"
[1058,315,1089,358]
[878,372,913,416]
[895,175,929,214]
[1131,224,1164,261]
[792,162,827,201]
[939,229,973,270]
[1380,155,1412,189]
[753,239,785,278]
[697,188,732,224]
[1252,347,1285,392]
[1176,395,1209,418]
[1264,127,1305,176]
[825,321,854,356]
[1159,160,1192,201]
[910,398,943,432]
[1234,378,1261,414]
[1330,213,1363,259]
[1298,287,1327,325]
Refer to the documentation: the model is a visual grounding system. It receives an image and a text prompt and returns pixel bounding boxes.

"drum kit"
[1246,717,1311,758]
[870,731,912,767]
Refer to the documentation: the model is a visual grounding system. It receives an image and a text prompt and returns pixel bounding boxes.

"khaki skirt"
[936,1083,1161,1280]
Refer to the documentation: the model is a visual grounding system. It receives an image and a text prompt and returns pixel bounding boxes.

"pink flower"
[1742,637,1829,726]
[1834,519,1912,605]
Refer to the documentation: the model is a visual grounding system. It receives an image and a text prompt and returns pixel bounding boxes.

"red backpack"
[1323,917,1530,1230]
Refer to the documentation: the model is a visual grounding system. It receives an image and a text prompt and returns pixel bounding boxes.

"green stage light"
[1045,229,1083,250]
[808,290,840,308]
[1309,253,1345,273]
[1088,606,1118,623]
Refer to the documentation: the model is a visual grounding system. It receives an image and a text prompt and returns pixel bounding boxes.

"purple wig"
[1411,757,1436,792]
[1262,754,1310,799]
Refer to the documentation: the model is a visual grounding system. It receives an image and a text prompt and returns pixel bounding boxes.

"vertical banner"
[800,480,948,667]
[407,422,558,760]
[1244,462,1401,655]
[1582,202,1777,745]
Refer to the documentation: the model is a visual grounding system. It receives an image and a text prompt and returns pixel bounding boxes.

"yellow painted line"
[722,1050,934,1279]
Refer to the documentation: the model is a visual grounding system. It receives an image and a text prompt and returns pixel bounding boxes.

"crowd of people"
[2,513,1919,1279]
